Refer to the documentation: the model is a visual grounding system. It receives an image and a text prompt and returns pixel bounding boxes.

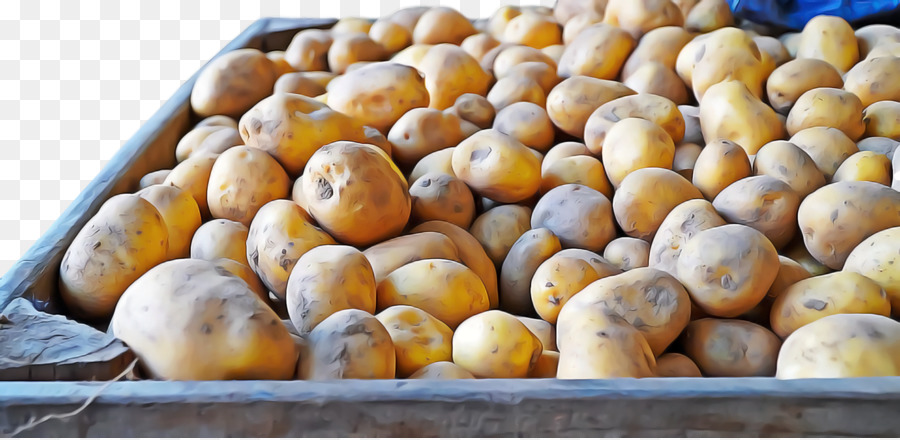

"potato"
[175,125,242,163]
[752,141,826,198]
[777,313,900,379]
[247,200,336,299]
[376,305,453,377]
[470,205,532,267]
[488,5,523,39]
[561,267,691,356]
[190,219,250,266]
[562,14,603,46]
[59,194,168,320]
[486,75,546,110]
[844,227,900,312]
[553,0,607,26]
[786,88,866,140]
[712,176,801,249]
[788,126,859,182]
[856,24,900,57]
[584,94,685,155]
[461,33,501,62]
[556,311,657,379]
[327,33,387,75]
[752,35,790,66]
[516,316,558,351]
[301,142,410,247]
[621,26,693,79]
[649,199,727,276]
[529,350,561,378]
[832,151,893,185]
[190,48,276,119]
[796,15,859,73]
[603,118,675,188]
[273,72,328,97]
[451,129,541,203]
[163,152,218,218]
[767,257,812,300]
[407,173,476,229]
[209,257,269,303]
[541,44,566,64]
[499,61,562,95]
[673,142,703,181]
[603,237,650,271]
[195,114,238,130]
[306,309,395,379]
[363,232,461,285]
[110,259,295,380]
[386,6,430,32]
[770,272,890,340]
[283,29,332,72]
[413,7,476,45]
[408,150,455,187]
[682,0,731,32]
[622,62,689,105]
[541,142,591,171]
[138,169,170,190]
[493,102,555,152]
[687,28,768,102]
[858,137,900,161]
[844,57,900,107]
[503,11,562,49]
[205,146,290,226]
[765,59,844,115]
[541,156,613,198]
[557,24,636,80]
[531,248,621,323]
[682,318,781,377]
[656,353,703,377]
[676,224,779,318]
[782,236,832,277]
[445,93,496,129]
[327,62,429,134]
[453,310,543,378]
[417,45,491,111]
[546,76,635,138]
[501,228,563,315]
[369,19,411,54]
[387,109,470,170]
[390,43,433,70]
[408,361,476,379]
[603,0,684,40]
[613,168,703,242]
[378,259,490,329]
[532,184,617,252]
[136,184,201,260]
[691,140,751,200]
[862,101,900,140]
[699,80,785,156]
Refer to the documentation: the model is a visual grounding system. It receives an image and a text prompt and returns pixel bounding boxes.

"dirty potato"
[501,228,563,316]
[613,168,704,242]
[452,310,543,378]
[206,146,290,226]
[531,248,621,324]
[306,309,396,379]
[682,318,781,377]
[844,227,900,312]
[470,205,533,267]
[752,141,826,198]
[532,184,617,252]
[409,173,476,229]
[712,176,801,249]
[603,237,650,271]
[376,305,453,377]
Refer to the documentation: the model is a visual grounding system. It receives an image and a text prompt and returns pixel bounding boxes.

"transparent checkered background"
[0,0,556,277]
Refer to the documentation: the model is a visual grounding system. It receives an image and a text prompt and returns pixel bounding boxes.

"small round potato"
[493,102,555,152]
[138,169,171,189]
[770,272,890,339]
[327,33,387,75]
[163,152,219,218]
[409,173,476,229]
[362,231,461,284]
[501,228,563,315]
[682,318,782,377]
[326,62,429,133]
[844,227,900,312]
[190,219,250,266]
[532,184,617,252]
[765,59,843,114]
[451,129,541,203]
[531,248,621,324]
[409,148,456,184]
[556,311,657,379]
[302,142,411,247]
[692,140,752,200]
[673,142,703,180]
[452,310,543,378]
[584,93,685,155]
[206,146,290,227]
[306,309,396,379]
[470,205,533,267]
[789,126,859,181]
[546,76,635,139]
[175,125,242,163]
[541,155,613,198]
[603,237,650,271]
[621,26,693,79]
[656,353,703,377]
[412,7,477,45]
[136,184,201,260]
[786,88,865,140]
[486,75,546,110]
[503,11,562,49]
[796,15,859,73]
[388,108,472,170]
[377,259,490,329]
[675,224,779,318]
[369,19,412,54]
[752,141,826,198]
[60,194,169,320]
[603,0,684,40]
[408,361,476,379]
[445,93,496,129]
[557,23,636,80]
[699,80,785,156]
[613,168,704,242]
[284,29,332,72]
[622,62,689,105]
[460,33,502,62]
[376,305,453,377]
[602,118,675,188]
[418,44,491,111]
[190,48,276,119]
[649,199,727,276]
[844,57,900,107]
[712,176,801,249]
[832,151,893,185]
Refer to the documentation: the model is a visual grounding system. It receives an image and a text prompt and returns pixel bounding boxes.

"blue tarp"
[729,0,900,30]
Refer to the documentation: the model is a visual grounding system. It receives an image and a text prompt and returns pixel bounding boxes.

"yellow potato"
[789,126,860,181]
[175,125,242,163]
[163,152,218,218]
[858,137,900,159]
[682,318,781,377]
[445,93,496,129]
[691,140,752,200]
[138,169,171,189]
[863,100,900,140]
[412,7,476,45]
[529,350,561,378]
[59,194,169,320]
[190,219,250,266]
[451,129,541,203]
[502,11,562,49]
[488,6,523,40]
[206,146,290,226]
[556,311,657,379]
[409,173,475,229]
[844,226,900,312]
[369,19,412,54]
[776,313,900,379]
[541,142,592,171]
[649,199,727,276]
[541,44,566,63]
[190,48,276,119]
[452,310,543,378]
[770,272,890,339]
[377,259,490,329]
[752,141,826,198]
[699,80,785,156]
[621,26,694,79]
[856,24,900,57]
[532,184,617,252]
[283,29,332,72]
[306,309,395,379]
[602,118,675,188]
[622,62,689,105]
[541,155,613,198]
[563,14,604,46]
[687,28,768,101]
[768,256,812,299]
[489,45,558,78]
[832,151,893,185]
[675,224,779,318]
[301,142,410,247]
[603,237,651,271]
[327,33,387,75]
[136,184,201,260]
[584,93,685,155]
[493,102,555,152]
[531,248,621,323]
[460,33,501,62]
[273,72,328,97]
[786,88,866,140]
[765,59,844,115]
[603,0,684,40]
[712,176,801,249]
[408,361,476,379]
[844,56,900,107]
[387,108,471,170]
[796,15,859,73]
[363,231,461,284]
[546,76,635,138]
[557,23,636,80]
[501,228,562,315]
[326,62,429,133]
[516,316,558,351]
[376,305,453,377]
[613,168,704,242]
[418,44,491,111]
[684,0,733,32]
[673,142,703,181]
[470,205,533,267]
[553,0,607,26]
[409,148,456,185]
[390,43,433,70]
[110,259,296,380]
[656,353,703,377]
[486,75,546,110]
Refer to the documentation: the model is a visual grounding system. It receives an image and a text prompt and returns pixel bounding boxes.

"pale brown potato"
[684,0,734,32]
[470,205,533,267]
[556,311,657,379]
[163,152,219,218]
[603,237,650,271]
[327,33,387,75]
[418,44,491,111]
[531,248,621,323]
[863,100,900,140]
[376,305,453,377]
[327,62,429,133]
[451,129,541,203]
[273,72,328,97]
[445,93,496,129]
[493,102,555,152]
[557,23,636,80]
[302,142,410,247]
[753,36,790,67]
[408,361,476,379]
[387,109,470,170]
[362,232,461,284]
[563,14,604,46]
[699,80,785,156]
[546,76,635,138]
[673,142,703,181]
[770,272,890,339]
[190,219,250,266]
[796,15,859,73]
[613,168,704,242]
[675,224,779,318]
[175,125,242,163]
[461,33,501,62]
[486,75,546,110]
[490,45,558,78]
[453,310,543,378]
[413,7,476,45]
[541,155,614,199]
[832,151,893,185]
[765,59,844,115]
[516,316,558,351]
[621,26,693,79]
[369,19,412,54]
[656,353,703,377]
[136,184,201,260]
[648,199,727,276]
[306,309,395,380]
[502,11,562,49]
[283,29,332,72]
[845,227,900,312]
[584,93,685,155]
[797,180,900,270]
[844,57,900,107]
[553,0,607,26]
[691,140,751,200]
[409,173,475,229]
[191,48,276,119]
[139,169,171,189]
[786,88,866,140]
[789,126,860,181]
[532,184,617,252]
[622,62,690,105]
[500,228,562,315]
[682,318,781,377]
[206,146,290,227]
[687,28,768,102]
[603,0,684,40]
[712,176,801,249]
[752,140,826,198]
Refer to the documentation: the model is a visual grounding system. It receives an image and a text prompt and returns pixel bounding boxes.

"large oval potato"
[844,227,900,313]
[832,151,893,185]
[501,228,562,316]
[796,15,859,73]
[546,77,635,139]
[789,126,859,181]
[603,237,650,271]
[470,205,532,267]
[362,232,461,284]
[163,152,219,218]
[557,23,636,80]
[60,194,169,320]
[676,224,779,318]
[326,62,429,133]
[191,219,250,266]
[699,80,785,156]
[712,176,801,249]
[452,310,543,378]
[770,272,890,339]
[388,108,471,170]
[190,48,276,119]
[306,309,396,379]
[376,305,453,377]
[584,93,684,155]
[753,141,826,198]
[175,125,242,163]
[687,27,768,102]
[451,129,541,203]
[844,57,900,107]
[765,58,844,114]
[136,184,201,260]
[613,168,704,242]
[602,118,675,188]
[531,248,621,324]
[649,199,727,276]
[206,146,290,226]
[556,311,657,379]
[786,88,865,140]
[682,318,781,377]
[532,184,617,252]
[284,29,332,72]
[692,139,752,200]
[798,181,900,269]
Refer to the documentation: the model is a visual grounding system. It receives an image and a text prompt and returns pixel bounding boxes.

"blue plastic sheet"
[729,0,900,30]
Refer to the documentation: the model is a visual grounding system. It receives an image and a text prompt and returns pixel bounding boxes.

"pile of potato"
[58,0,900,382]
